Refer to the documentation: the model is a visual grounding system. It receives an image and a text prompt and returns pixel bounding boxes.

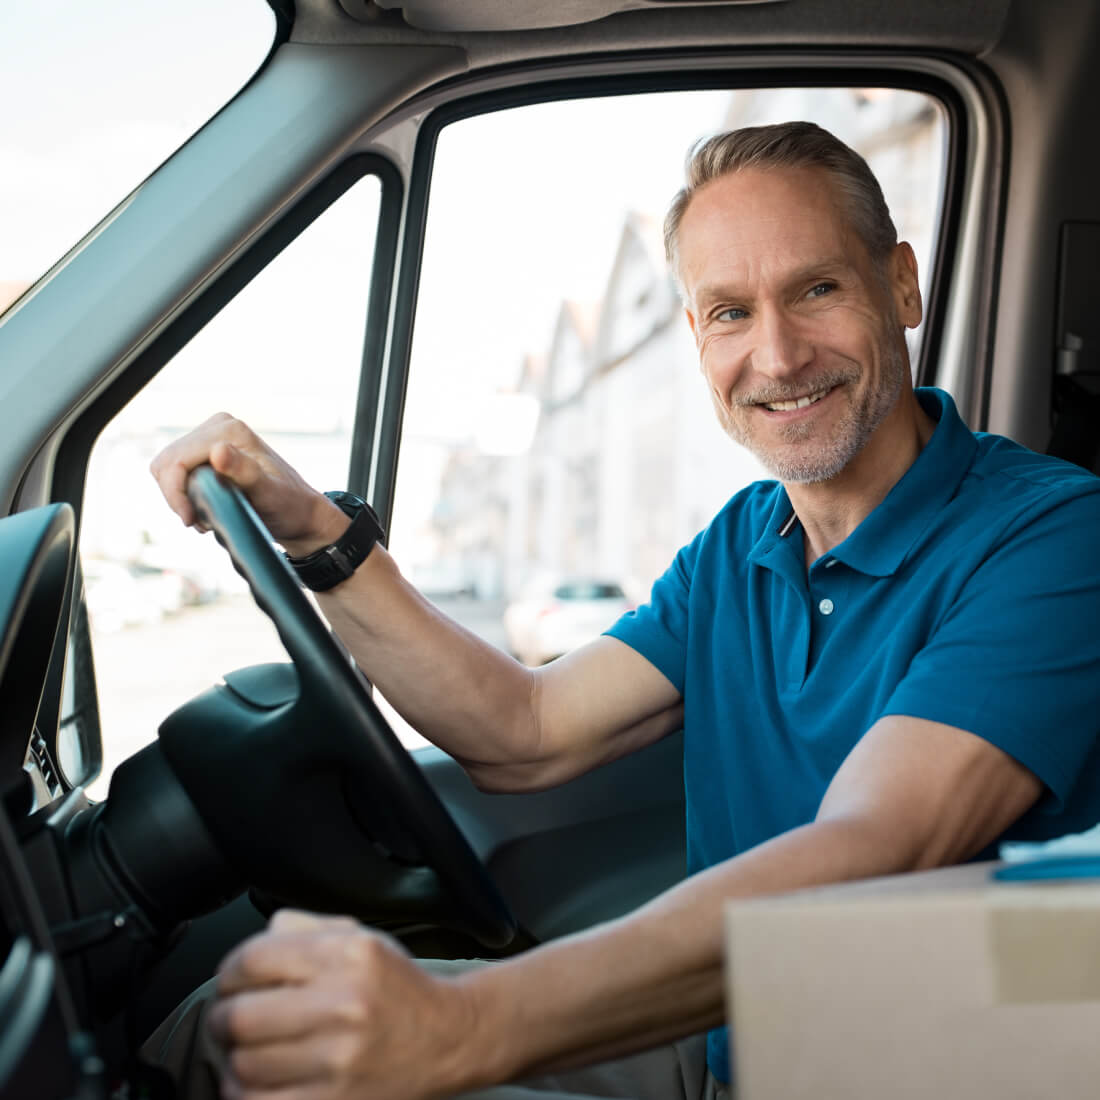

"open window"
[72,164,399,798]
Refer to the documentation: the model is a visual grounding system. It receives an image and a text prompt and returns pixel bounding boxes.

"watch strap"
[285,491,384,592]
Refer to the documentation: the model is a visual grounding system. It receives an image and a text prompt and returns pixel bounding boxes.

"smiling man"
[147,122,1100,1100]
[673,148,931,562]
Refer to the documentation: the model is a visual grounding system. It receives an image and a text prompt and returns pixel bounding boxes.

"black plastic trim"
[0,507,74,803]
[963,61,1011,432]
[266,0,295,44]
[350,158,404,500]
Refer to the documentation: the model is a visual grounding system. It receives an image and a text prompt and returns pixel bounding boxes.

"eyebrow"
[692,258,855,310]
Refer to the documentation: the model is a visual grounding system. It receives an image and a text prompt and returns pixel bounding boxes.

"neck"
[786,388,936,568]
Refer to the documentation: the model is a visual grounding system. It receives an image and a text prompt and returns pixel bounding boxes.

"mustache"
[733,368,859,408]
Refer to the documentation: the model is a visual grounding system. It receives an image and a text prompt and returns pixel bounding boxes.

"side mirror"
[55,570,104,791]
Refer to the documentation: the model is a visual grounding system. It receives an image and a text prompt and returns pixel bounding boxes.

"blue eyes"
[713,283,834,323]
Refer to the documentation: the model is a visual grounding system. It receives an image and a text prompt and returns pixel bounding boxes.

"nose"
[752,305,813,380]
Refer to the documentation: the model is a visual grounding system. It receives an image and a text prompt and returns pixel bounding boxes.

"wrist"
[443,968,525,1092]
[280,495,349,559]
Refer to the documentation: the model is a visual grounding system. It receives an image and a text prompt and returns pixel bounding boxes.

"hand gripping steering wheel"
[154,465,518,948]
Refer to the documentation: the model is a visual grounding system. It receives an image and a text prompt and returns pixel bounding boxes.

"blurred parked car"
[133,551,225,606]
[504,578,633,665]
[83,559,184,633]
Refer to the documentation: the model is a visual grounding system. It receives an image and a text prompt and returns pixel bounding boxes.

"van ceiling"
[370,0,788,33]
[299,0,1012,60]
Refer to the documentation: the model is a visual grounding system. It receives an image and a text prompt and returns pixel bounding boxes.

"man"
[147,122,1100,1099]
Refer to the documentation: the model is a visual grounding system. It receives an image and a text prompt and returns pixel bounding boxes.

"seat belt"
[1046,222,1100,472]
[1047,378,1100,471]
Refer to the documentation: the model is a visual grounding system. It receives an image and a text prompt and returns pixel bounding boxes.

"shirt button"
[818,598,834,616]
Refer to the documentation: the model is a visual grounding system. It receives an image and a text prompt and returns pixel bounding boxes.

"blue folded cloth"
[995,822,1100,881]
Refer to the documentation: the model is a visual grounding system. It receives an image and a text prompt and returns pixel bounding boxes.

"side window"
[378,87,945,746]
[80,175,382,797]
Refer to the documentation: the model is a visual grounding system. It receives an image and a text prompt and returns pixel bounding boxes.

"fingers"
[149,412,249,527]
[219,1077,305,1100]
[209,439,264,491]
[210,984,366,1048]
[215,912,370,997]
[210,989,314,1049]
[224,1031,370,1091]
[210,918,395,1096]
[157,456,199,528]
[268,910,353,934]
[148,414,328,543]
[209,917,461,1100]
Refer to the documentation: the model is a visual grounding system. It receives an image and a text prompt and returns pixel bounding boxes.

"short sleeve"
[604,531,703,695]
[882,485,1100,807]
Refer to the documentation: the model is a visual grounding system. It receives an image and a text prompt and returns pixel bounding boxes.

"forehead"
[677,165,863,295]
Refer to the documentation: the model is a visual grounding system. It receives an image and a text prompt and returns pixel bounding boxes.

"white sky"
[0,0,274,282]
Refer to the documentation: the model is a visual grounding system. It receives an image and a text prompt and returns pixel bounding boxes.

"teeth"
[764,388,828,412]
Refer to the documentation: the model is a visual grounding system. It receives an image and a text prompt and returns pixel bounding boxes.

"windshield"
[0,0,275,316]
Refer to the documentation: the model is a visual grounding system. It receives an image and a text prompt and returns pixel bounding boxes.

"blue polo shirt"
[606,387,1100,1084]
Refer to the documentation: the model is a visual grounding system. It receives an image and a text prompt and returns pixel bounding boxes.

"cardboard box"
[725,862,1100,1099]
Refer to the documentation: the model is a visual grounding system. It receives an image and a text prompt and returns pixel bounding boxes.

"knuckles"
[233,938,277,984]
[342,928,408,982]
[220,414,258,449]
[328,1031,368,1077]
[216,994,258,1045]
[148,411,253,482]
[332,985,372,1029]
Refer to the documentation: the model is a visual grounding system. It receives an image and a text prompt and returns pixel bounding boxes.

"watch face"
[325,490,367,518]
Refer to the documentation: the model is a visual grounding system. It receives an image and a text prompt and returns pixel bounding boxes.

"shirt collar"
[747,388,977,579]
[825,387,977,577]
[747,484,803,581]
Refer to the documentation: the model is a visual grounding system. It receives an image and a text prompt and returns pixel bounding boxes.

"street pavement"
[87,592,509,799]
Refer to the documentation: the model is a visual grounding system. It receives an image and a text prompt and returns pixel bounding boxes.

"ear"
[684,306,701,347]
[888,242,923,329]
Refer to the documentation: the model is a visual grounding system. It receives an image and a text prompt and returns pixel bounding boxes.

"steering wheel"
[153,465,517,949]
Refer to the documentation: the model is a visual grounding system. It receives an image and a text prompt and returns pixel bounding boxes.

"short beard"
[713,339,910,484]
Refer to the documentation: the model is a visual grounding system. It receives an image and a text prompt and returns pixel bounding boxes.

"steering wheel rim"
[156,465,517,948]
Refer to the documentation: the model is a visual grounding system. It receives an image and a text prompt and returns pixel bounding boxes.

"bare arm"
[210,714,1042,1099]
[149,415,682,791]
[317,556,682,789]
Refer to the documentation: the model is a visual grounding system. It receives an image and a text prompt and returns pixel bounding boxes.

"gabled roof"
[560,299,601,347]
[593,211,678,368]
[542,297,600,404]
[516,352,548,396]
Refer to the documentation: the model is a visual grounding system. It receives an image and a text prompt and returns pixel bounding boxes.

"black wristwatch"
[284,491,385,592]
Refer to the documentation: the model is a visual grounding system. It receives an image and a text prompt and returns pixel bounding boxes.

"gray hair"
[663,121,897,294]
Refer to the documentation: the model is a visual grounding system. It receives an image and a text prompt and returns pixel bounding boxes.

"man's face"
[678,165,922,484]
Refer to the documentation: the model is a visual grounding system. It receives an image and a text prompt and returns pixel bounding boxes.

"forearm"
[449,814,921,1091]
[312,547,543,776]
[311,545,682,792]
[151,427,679,788]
